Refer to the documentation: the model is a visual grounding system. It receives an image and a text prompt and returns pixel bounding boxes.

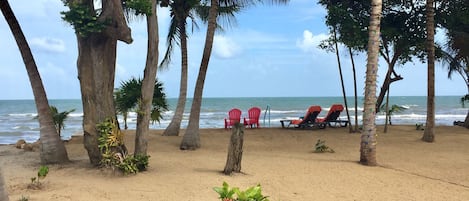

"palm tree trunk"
[180,0,218,150]
[135,0,159,156]
[422,0,435,142]
[360,0,382,166]
[72,0,132,165]
[333,27,352,133]
[1,0,69,164]
[162,19,189,137]
[348,47,359,132]
[0,167,8,201]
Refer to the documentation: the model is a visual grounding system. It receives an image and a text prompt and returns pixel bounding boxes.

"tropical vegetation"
[114,77,168,130]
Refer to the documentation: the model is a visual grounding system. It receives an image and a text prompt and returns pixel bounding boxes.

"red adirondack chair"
[243,107,261,128]
[224,108,242,129]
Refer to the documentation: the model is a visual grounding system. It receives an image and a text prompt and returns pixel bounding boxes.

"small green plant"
[28,166,49,189]
[214,182,269,201]
[18,195,29,201]
[97,118,150,175]
[314,139,335,153]
[416,123,425,130]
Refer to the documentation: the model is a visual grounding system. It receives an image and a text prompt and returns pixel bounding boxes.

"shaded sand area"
[1,125,469,201]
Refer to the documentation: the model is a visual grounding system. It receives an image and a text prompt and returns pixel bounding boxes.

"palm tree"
[114,77,169,130]
[422,0,435,142]
[49,106,76,137]
[161,0,203,137]
[181,0,289,150]
[439,0,469,128]
[359,0,382,166]
[1,0,69,164]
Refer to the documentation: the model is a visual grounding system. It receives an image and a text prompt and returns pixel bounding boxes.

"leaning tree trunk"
[223,123,244,175]
[162,22,189,137]
[1,0,69,164]
[349,47,359,132]
[72,0,133,165]
[422,0,435,142]
[180,0,218,150]
[360,0,382,166]
[0,167,8,201]
[135,0,159,156]
[333,27,352,133]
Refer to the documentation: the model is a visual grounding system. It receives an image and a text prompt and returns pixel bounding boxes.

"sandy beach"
[1,125,468,201]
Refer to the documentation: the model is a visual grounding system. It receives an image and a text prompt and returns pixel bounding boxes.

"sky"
[0,0,466,100]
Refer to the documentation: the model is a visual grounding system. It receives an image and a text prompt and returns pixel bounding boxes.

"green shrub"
[314,139,335,153]
[97,118,150,175]
[214,182,269,201]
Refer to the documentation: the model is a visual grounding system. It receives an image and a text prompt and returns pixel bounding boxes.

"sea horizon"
[0,96,467,144]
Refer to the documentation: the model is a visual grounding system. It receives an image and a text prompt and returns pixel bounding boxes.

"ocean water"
[0,96,467,144]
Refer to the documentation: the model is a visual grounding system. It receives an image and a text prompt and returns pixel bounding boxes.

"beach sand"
[1,125,468,201]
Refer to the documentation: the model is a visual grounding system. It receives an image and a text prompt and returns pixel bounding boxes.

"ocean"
[0,96,467,144]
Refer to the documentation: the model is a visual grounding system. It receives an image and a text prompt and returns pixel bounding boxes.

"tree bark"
[422,0,435,142]
[1,0,69,164]
[135,0,159,156]
[0,167,8,201]
[180,0,218,150]
[223,123,244,175]
[333,27,352,133]
[360,0,382,166]
[348,48,359,132]
[72,0,132,165]
[162,16,189,137]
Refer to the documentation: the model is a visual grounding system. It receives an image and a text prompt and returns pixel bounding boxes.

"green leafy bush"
[97,118,150,175]
[61,2,108,37]
[314,139,335,153]
[214,182,269,201]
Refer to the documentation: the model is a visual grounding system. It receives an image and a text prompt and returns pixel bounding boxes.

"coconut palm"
[49,106,76,137]
[114,77,169,129]
[1,0,69,164]
[180,0,289,150]
[359,0,382,166]
[160,0,203,137]
[422,0,436,142]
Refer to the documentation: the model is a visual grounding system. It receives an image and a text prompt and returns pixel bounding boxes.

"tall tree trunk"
[0,167,8,201]
[384,87,390,132]
[72,0,132,165]
[422,0,435,142]
[1,0,69,164]
[333,27,352,133]
[349,47,359,132]
[162,24,189,137]
[360,0,382,166]
[180,0,218,150]
[135,0,159,156]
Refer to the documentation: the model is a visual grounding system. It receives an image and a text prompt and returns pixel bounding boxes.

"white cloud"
[30,37,66,53]
[296,30,329,53]
[213,35,241,59]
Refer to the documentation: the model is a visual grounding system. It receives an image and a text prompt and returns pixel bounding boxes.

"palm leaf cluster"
[114,77,169,129]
